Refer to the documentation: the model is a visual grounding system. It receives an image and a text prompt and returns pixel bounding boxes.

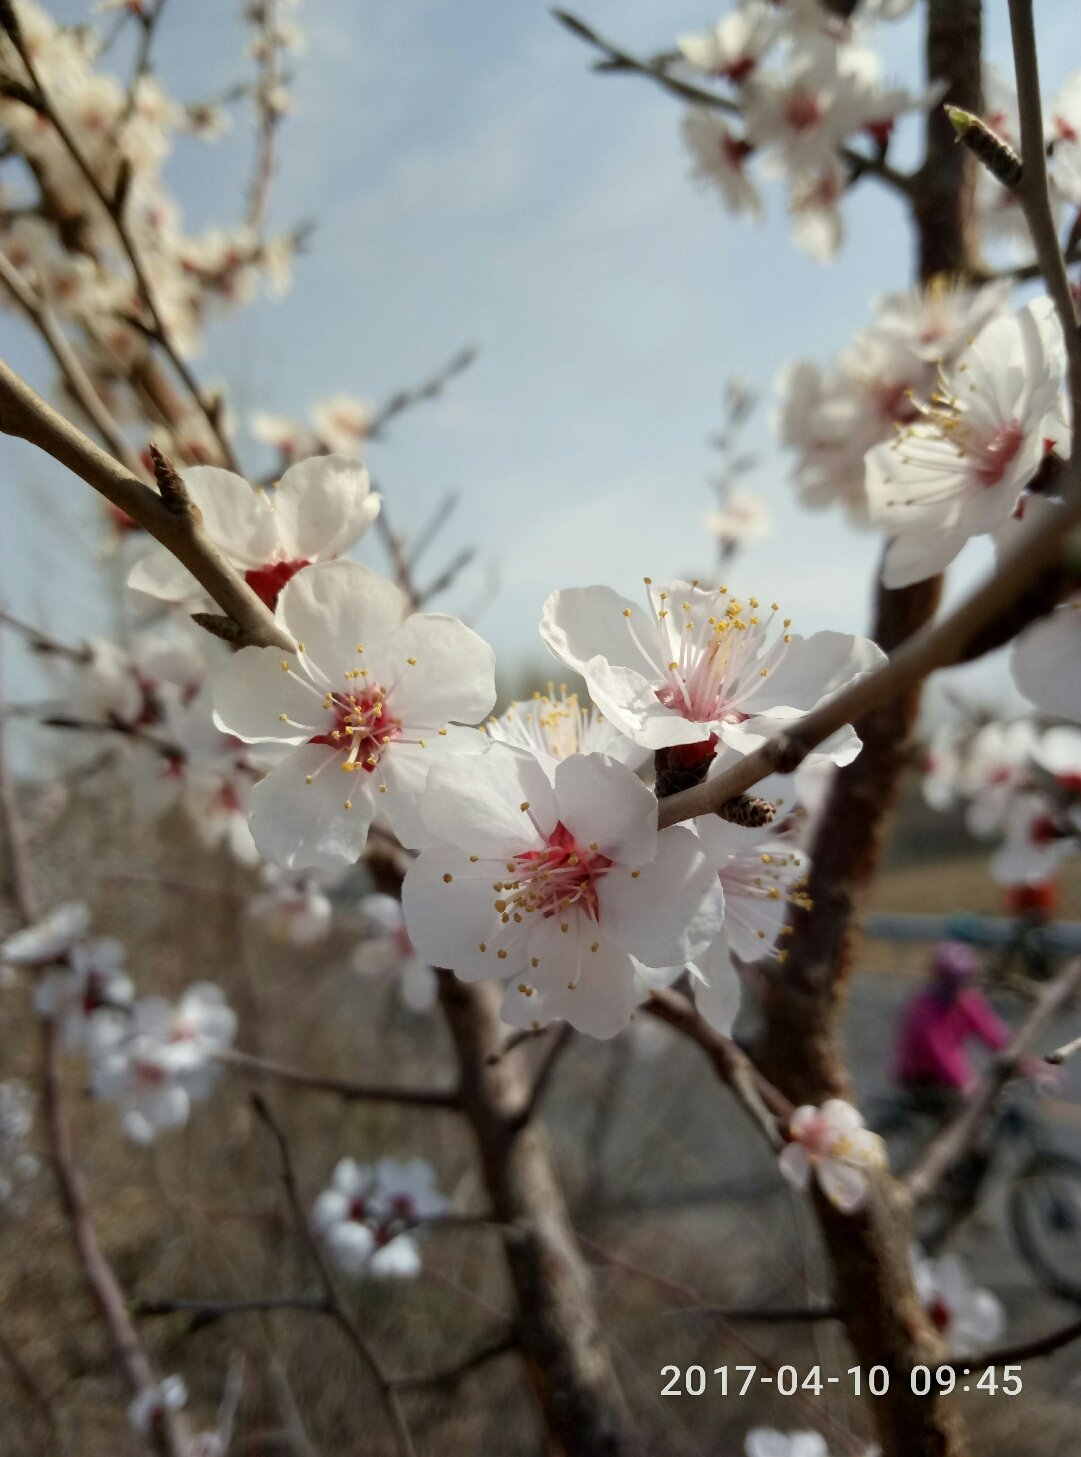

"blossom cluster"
[0,0,304,468]
[1,903,235,1143]
[677,0,928,262]
[313,1156,447,1279]
[922,718,1081,892]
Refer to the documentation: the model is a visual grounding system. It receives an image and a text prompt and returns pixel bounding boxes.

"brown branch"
[387,1334,515,1393]
[949,1316,1081,1370]
[0,360,291,649]
[907,955,1081,1203]
[642,986,790,1150]
[133,1294,331,1333]
[436,972,639,1456]
[678,1302,838,1323]
[251,1094,419,1457]
[1008,0,1081,436]
[216,1046,461,1109]
[514,1022,574,1127]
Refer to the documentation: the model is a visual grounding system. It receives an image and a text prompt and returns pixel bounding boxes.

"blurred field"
[3,771,1081,1455]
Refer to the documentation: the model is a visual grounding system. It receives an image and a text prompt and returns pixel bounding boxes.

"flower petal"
[278,559,408,673]
[596,826,724,967]
[248,743,375,869]
[272,455,379,560]
[381,614,496,727]
[183,466,279,566]
[551,752,658,867]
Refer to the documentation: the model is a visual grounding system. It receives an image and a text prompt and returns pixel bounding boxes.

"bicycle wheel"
[1009,1153,1081,1300]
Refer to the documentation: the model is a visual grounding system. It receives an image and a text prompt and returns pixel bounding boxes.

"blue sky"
[3,0,1079,713]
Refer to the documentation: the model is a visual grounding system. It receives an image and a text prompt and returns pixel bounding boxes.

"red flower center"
[510,821,613,922]
[245,558,311,610]
[311,686,402,771]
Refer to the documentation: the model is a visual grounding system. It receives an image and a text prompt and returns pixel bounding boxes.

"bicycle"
[872,1085,1081,1301]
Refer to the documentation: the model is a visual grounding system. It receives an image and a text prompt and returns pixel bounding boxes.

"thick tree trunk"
[753,5,985,1455]
[438,974,638,1457]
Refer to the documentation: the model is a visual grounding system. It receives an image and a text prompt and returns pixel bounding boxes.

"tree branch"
[216,1046,461,1109]
[948,1316,1081,1370]
[642,986,790,1150]
[0,359,291,650]
[251,1094,419,1457]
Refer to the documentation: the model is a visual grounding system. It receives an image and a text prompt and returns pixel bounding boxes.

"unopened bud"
[717,794,775,829]
[945,105,1023,189]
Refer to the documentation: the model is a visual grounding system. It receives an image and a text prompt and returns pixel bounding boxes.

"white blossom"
[352,893,436,1013]
[778,1098,886,1212]
[913,1250,1005,1356]
[866,299,1067,588]
[486,687,648,775]
[212,559,496,868]
[1,902,90,967]
[745,1431,829,1457]
[1011,597,1081,722]
[129,456,380,610]
[681,109,763,221]
[91,984,236,1144]
[541,578,882,759]
[313,1156,447,1279]
[128,1375,187,1436]
[402,746,726,1039]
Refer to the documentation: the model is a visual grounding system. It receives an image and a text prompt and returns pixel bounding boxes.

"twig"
[0,1321,59,1448]
[907,956,1081,1203]
[245,0,283,233]
[216,1046,460,1110]
[514,1023,574,1127]
[948,1316,1081,1371]
[0,608,92,663]
[677,1302,838,1323]
[387,1334,515,1393]
[133,1294,331,1331]
[416,546,477,608]
[251,1093,419,1457]
[1008,0,1081,439]
[655,476,1081,831]
[1045,1032,1081,1065]
[642,986,791,1149]
[0,360,291,650]
[0,251,147,478]
[366,346,478,441]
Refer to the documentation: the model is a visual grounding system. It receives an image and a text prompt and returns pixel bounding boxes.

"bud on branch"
[946,104,1023,188]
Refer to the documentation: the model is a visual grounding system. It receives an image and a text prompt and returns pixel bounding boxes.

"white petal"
[272,455,377,560]
[183,466,279,566]
[312,1189,350,1232]
[420,744,556,857]
[817,1157,869,1212]
[127,549,202,604]
[1011,606,1081,719]
[277,559,408,674]
[777,1142,811,1191]
[369,1236,421,1279]
[382,614,496,726]
[503,918,638,1038]
[596,826,724,967]
[880,525,968,589]
[690,935,742,1035]
[248,744,376,870]
[738,632,885,715]
[402,848,529,980]
[551,753,658,868]
[325,1221,376,1276]
[211,647,320,744]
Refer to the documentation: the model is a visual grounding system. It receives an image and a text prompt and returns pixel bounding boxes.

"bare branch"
[1044,1031,1081,1065]
[948,1316,1081,1371]
[387,1334,515,1393]
[216,1046,461,1109]
[367,345,479,441]
[907,956,1081,1203]
[251,1094,419,1457]
[642,986,791,1149]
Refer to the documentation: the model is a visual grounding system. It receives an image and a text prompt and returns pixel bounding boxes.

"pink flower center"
[973,420,1024,487]
[348,1195,368,1222]
[311,686,403,772]
[786,91,823,133]
[508,821,612,923]
[245,558,311,610]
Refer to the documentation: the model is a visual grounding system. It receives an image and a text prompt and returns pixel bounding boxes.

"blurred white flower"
[313,1155,447,1279]
[779,1098,885,1213]
[913,1250,1004,1356]
[128,1375,187,1435]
